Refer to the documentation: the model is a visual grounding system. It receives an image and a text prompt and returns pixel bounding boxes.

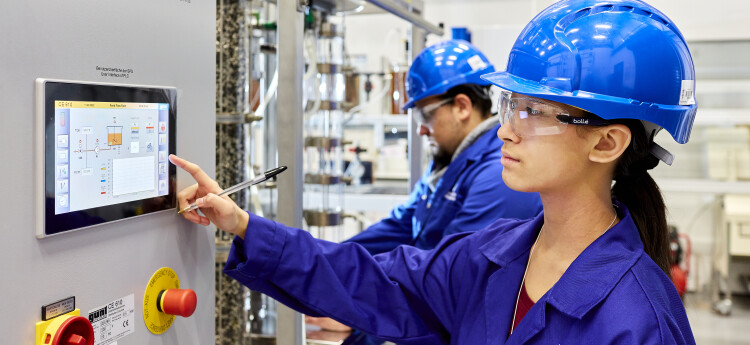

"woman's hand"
[305,316,353,333]
[170,154,249,238]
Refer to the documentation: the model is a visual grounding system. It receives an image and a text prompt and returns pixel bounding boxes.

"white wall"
[422,0,750,42]
[638,0,750,41]
[344,0,750,77]
[423,0,750,67]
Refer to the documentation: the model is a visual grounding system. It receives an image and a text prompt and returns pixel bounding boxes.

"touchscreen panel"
[55,101,169,214]
[39,80,177,237]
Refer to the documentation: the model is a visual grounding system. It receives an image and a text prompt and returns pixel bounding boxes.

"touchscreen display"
[54,101,170,214]
[39,80,177,237]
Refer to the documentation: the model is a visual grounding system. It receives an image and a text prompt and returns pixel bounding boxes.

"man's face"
[414,96,463,167]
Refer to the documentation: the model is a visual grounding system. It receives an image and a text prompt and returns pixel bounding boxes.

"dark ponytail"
[611,119,671,278]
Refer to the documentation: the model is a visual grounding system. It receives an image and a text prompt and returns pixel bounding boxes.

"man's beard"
[430,145,452,171]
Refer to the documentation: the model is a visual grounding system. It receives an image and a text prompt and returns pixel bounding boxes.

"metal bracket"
[365,0,443,35]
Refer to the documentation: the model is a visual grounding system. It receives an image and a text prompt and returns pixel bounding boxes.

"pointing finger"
[169,154,217,188]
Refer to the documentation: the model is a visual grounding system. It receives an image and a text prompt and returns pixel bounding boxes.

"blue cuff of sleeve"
[342,330,386,345]
[223,212,287,279]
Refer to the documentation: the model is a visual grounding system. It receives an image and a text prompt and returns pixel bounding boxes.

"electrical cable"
[254,68,278,117]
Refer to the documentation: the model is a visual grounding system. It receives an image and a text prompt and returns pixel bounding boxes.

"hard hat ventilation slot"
[558,8,591,31]
[590,5,613,15]
[614,5,635,12]
[631,8,650,16]
[559,5,669,31]
[649,14,670,26]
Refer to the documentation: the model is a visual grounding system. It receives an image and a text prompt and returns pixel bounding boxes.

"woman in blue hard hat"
[172,0,696,343]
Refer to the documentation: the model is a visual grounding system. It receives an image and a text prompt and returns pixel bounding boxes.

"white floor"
[685,294,750,345]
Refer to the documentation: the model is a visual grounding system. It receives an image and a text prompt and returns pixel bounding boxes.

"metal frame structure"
[276,1,307,344]
[408,26,427,190]
[273,0,442,343]
[366,0,443,35]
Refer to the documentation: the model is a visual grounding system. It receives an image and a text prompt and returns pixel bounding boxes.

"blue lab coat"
[344,122,541,345]
[346,123,542,255]
[224,201,695,345]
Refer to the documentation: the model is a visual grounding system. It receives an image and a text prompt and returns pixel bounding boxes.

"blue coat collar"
[427,123,502,172]
[428,123,502,192]
[478,202,644,320]
[452,122,502,165]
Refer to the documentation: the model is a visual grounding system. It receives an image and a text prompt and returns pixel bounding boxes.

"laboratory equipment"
[303,14,349,242]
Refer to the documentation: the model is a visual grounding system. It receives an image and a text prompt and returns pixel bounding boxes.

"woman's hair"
[440,84,493,118]
[610,119,671,278]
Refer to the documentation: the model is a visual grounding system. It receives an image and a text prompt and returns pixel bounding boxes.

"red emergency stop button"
[50,315,94,345]
[157,289,197,317]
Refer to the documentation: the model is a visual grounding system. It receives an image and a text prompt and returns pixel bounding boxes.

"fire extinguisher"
[669,225,691,297]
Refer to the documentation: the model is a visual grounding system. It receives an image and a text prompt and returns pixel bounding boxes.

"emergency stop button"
[144,267,197,334]
[157,289,197,317]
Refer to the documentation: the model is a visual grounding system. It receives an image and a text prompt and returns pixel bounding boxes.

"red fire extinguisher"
[669,225,691,298]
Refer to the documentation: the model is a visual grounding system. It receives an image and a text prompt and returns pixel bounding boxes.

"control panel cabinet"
[0,1,216,344]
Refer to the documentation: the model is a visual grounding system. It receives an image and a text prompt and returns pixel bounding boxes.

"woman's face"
[496,95,599,194]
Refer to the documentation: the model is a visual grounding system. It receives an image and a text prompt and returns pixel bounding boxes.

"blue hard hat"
[403,39,495,110]
[481,0,697,144]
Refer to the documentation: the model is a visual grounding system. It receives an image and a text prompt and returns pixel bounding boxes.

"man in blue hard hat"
[308,39,543,345]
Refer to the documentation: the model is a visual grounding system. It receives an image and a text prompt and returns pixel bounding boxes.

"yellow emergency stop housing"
[35,309,83,345]
[143,267,180,334]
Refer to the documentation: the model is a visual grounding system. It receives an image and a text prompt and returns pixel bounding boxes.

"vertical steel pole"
[408,26,426,191]
[276,0,306,344]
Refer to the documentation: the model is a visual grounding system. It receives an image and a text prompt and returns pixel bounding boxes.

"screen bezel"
[38,79,177,237]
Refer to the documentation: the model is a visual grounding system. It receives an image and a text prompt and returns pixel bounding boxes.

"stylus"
[177,166,288,214]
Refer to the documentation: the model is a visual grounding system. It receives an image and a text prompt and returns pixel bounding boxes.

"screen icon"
[58,150,68,163]
[57,165,69,179]
[159,151,167,162]
[159,179,168,194]
[57,135,69,148]
[158,163,167,175]
[56,180,69,194]
[158,134,167,146]
[131,141,140,153]
[146,142,154,152]
[57,194,68,208]
[159,121,167,133]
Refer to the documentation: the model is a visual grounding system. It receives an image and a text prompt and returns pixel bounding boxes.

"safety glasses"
[414,97,454,132]
[498,92,611,138]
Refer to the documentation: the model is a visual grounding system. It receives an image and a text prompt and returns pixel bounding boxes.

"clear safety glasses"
[414,97,454,132]
[498,92,611,138]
